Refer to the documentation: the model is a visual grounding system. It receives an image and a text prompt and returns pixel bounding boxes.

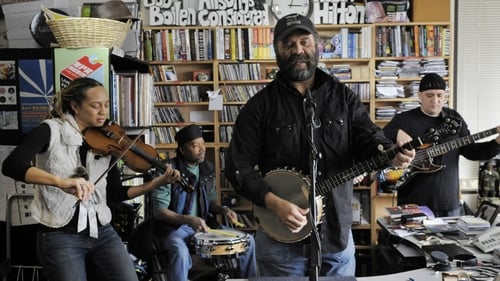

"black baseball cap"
[175,124,203,146]
[273,13,316,43]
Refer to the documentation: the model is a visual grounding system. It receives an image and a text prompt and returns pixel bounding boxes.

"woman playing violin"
[2,77,180,281]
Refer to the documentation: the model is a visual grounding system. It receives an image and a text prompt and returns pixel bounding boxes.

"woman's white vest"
[31,115,112,237]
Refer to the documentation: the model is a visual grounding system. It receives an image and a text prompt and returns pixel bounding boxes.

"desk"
[357,268,441,280]
[229,268,442,281]
[377,216,494,273]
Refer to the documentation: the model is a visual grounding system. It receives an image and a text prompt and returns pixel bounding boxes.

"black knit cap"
[419,73,446,92]
[273,13,316,43]
[175,124,202,146]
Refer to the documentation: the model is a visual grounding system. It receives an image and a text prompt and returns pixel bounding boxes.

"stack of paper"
[457,216,491,235]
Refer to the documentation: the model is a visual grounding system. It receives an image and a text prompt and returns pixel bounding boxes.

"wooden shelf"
[144,17,454,250]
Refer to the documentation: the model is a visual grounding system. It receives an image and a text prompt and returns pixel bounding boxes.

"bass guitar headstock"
[415,117,461,146]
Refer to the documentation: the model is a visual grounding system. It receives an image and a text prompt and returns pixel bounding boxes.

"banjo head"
[255,169,315,243]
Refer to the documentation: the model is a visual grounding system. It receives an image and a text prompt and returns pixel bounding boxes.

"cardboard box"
[6,29,33,40]
[1,1,41,15]
[4,13,38,32]
[412,0,450,22]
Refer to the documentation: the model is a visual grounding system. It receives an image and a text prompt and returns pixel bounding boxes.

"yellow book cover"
[427,25,435,56]
[413,25,420,57]
[252,28,259,60]
[230,28,237,60]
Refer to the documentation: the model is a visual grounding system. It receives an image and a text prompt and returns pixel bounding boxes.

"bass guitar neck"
[391,127,498,189]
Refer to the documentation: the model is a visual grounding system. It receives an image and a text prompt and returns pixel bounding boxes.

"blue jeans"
[255,228,356,276]
[36,224,138,281]
[158,224,257,281]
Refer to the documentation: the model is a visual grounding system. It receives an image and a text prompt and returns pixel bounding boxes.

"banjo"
[254,118,460,243]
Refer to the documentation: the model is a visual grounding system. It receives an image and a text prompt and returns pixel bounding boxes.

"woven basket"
[46,17,131,49]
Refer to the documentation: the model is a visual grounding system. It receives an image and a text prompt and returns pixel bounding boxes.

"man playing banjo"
[225,14,415,277]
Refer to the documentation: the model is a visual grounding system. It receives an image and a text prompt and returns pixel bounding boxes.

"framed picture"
[475,201,500,225]
[193,70,211,81]
[478,159,500,198]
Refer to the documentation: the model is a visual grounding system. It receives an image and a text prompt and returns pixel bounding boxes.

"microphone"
[303,89,320,128]
[304,89,315,117]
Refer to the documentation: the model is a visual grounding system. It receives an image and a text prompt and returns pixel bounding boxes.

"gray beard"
[276,53,318,82]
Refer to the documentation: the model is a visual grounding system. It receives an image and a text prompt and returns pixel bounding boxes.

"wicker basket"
[46,17,131,49]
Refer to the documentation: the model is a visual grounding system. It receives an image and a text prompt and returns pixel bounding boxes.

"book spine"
[143,30,153,61]
[442,27,451,56]
[341,27,349,58]
[427,25,435,56]
[414,25,420,57]
[198,29,205,60]
[230,28,237,60]
[224,28,231,60]
[206,29,213,60]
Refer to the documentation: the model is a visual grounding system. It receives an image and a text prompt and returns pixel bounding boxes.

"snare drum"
[192,229,249,258]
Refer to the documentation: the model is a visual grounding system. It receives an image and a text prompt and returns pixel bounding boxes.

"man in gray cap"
[151,124,256,280]
[225,13,415,277]
[384,73,500,216]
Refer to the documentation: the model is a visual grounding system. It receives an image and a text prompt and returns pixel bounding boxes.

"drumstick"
[208,228,240,237]
[232,220,245,228]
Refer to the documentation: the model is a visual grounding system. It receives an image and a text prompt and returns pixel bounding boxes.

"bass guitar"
[254,118,460,243]
[384,126,499,190]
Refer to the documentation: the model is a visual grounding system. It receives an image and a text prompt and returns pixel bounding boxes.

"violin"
[82,120,192,191]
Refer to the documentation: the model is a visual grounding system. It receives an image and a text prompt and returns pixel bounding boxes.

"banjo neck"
[317,132,430,196]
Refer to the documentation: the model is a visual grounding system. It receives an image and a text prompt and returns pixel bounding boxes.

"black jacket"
[225,69,393,252]
[152,156,217,235]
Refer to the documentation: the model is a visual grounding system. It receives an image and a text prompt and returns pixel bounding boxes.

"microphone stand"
[304,89,321,281]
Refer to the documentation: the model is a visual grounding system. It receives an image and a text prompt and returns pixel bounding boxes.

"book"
[385,205,435,224]
[457,216,491,235]
[161,65,177,81]
[423,218,457,233]
[319,33,339,59]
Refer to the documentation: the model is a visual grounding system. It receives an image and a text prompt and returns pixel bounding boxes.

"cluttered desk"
[377,202,500,280]
[230,202,500,281]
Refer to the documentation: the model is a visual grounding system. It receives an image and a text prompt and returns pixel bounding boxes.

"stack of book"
[385,205,435,225]
[330,64,352,80]
[457,216,491,235]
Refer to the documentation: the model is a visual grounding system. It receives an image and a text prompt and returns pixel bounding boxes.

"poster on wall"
[18,59,54,133]
[0,60,19,130]
[0,60,16,80]
[54,48,109,94]
[0,111,18,130]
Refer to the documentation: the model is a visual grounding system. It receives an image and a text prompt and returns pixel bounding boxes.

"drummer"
[151,124,257,280]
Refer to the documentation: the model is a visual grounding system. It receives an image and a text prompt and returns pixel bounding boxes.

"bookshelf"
[143,18,454,247]
[371,22,454,127]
